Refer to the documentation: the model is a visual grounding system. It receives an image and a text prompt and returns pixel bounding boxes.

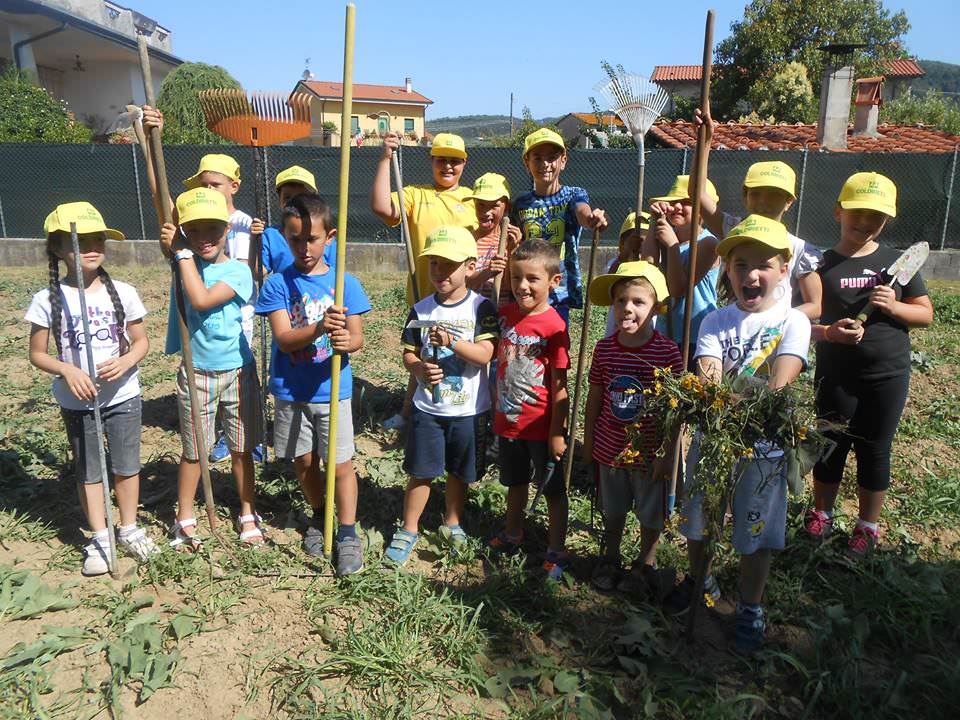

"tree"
[489,107,559,148]
[881,90,960,135]
[713,0,910,120]
[0,66,93,143]
[156,62,243,144]
[747,61,816,123]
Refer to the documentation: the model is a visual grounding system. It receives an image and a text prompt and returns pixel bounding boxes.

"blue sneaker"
[735,603,766,653]
[209,434,230,463]
[252,444,266,463]
[384,528,419,566]
[543,550,570,581]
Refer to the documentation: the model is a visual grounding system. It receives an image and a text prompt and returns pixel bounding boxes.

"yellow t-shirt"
[390,185,477,302]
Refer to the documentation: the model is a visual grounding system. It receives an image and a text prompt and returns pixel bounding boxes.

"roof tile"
[301,80,432,105]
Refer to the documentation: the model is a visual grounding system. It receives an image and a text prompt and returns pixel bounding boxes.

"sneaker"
[384,528,419,566]
[303,526,324,557]
[439,524,468,557]
[252,444,266,463]
[663,574,721,615]
[617,560,659,597]
[590,557,621,592]
[209,434,230,463]
[82,535,110,576]
[735,603,766,653]
[802,509,833,542]
[488,530,523,557]
[118,527,159,562]
[335,534,364,576]
[846,523,879,560]
[543,550,570,581]
[382,413,406,431]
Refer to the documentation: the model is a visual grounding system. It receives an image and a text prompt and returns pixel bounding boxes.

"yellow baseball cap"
[589,260,669,306]
[43,202,124,240]
[716,214,791,260]
[523,127,565,156]
[619,211,651,237]
[275,165,317,192]
[420,225,477,262]
[430,133,467,159]
[465,172,511,202]
[838,172,897,217]
[183,153,241,189]
[176,187,229,225]
[650,174,719,204]
[743,161,796,198]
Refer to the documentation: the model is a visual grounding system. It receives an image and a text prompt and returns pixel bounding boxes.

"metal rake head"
[594,72,670,142]
[197,89,312,147]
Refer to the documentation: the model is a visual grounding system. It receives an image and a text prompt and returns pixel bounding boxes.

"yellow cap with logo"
[183,153,241,189]
[743,161,796,198]
[716,214,791,260]
[619,211,651,237]
[838,172,897,217]
[650,174,719,204]
[420,225,477,262]
[275,165,317,192]
[44,201,125,240]
[176,187,230,225]
[465,172,511,202]
[430,133,467,159]
[589,260,669,306]
[523,127,565,156]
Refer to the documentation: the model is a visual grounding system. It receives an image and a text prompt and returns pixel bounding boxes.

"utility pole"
[510,92,514,134]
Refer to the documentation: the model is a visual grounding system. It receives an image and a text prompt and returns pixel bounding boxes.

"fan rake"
[197,89,312,146]
[595,71,670,216]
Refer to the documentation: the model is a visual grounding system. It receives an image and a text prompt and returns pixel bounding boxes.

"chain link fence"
[1,143,957,250]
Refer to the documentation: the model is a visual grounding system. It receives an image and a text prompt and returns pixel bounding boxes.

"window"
[350,116,360,135]
[404,118,414,133]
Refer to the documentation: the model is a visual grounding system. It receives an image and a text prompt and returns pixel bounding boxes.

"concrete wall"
[4,238,960,281]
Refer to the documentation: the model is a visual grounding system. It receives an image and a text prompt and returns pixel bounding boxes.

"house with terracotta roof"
[292,77,432,146]
[555,112,624,148]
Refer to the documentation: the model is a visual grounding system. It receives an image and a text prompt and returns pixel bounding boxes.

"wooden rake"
[196,89,313,464]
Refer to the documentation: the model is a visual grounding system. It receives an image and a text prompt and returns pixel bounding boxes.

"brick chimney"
[816,44,865,151]
[853,77,883,137]
[405,77,412,93]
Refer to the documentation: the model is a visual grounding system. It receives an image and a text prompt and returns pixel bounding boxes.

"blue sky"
[136,0,958,119]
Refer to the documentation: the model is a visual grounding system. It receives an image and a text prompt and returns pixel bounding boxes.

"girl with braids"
[25,203,157,576]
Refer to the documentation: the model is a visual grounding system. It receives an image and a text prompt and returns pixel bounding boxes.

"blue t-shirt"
[254,266,370,403]
[165,258,255,370]
[260,226,337,275]
[665,230,719,348]
[512,185,589,309]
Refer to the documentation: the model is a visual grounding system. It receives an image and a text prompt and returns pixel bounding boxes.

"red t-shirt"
[494,303,570,441]
[588,330,683,467]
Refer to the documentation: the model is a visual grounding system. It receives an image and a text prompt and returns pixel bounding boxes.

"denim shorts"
[403,408,486,484]
[61,395,141,484]
[274,397,354,463]
[497,437,566,498]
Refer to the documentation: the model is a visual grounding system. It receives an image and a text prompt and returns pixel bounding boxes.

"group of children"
[25,110,933,652]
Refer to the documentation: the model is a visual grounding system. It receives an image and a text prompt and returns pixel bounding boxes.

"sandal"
[488,529,524,557]
[384,528,419,566]
[169,518,203,552]
[237,513,265,545]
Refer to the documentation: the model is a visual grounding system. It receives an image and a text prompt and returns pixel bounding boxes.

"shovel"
[850,241,928,329]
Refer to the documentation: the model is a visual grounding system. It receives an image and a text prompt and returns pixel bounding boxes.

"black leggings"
[813,372,910,492]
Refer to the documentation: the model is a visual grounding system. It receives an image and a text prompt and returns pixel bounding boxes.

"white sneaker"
[382,413,406,430]
[119,527,160,561]
[82,536,110,576]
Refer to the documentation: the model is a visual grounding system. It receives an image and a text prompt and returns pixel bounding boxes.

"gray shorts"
[176,364,262,461]
[273,398,355,463]
[598,463,665,531]
[61,395,141,484]
[679,436,787,555]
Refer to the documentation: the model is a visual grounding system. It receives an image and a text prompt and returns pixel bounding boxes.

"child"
[604,212,651,337]
[643,175,721,365]
[254,194,371,575]
[260,165,336,275]
[667,214,811,652]
[693,109,822,320]
[583,261,683,592]
[490,239,571,579]
[385,226,499,565]
[512,128,607,325]
[465,172,522,306]
[25,202,158,575]
[806,173,933,557]
[159,188,263,548]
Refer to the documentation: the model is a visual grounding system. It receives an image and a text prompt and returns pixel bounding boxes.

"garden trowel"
[852,241,929,328]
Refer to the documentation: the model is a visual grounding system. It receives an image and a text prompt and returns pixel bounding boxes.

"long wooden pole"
[323,3,356,559]
[491,214,509,305]
[137,35,218,531]
[391,154,419,303]
[685,9,716,643]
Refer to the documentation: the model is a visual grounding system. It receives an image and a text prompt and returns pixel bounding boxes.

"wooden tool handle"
[492,214,509,306]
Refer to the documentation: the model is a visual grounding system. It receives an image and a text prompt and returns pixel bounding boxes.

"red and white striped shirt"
[588,331,683,467]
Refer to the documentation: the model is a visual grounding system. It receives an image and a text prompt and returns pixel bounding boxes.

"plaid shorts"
[176,364,262,461]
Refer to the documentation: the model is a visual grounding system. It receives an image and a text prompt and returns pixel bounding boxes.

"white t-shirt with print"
[226,208,255,345]
[25,281,147,411]
[722,212,822,311]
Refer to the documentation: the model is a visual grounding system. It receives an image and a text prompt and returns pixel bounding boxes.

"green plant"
[747,61,817,123]
[0,66,93,143]
[881,90,960,135]
[156,62,243,144]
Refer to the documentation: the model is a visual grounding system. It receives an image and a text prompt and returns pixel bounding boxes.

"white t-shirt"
[722,212,822,311]
[25,281,147,411]
[695,302,811,456]
[226,209,255,346]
